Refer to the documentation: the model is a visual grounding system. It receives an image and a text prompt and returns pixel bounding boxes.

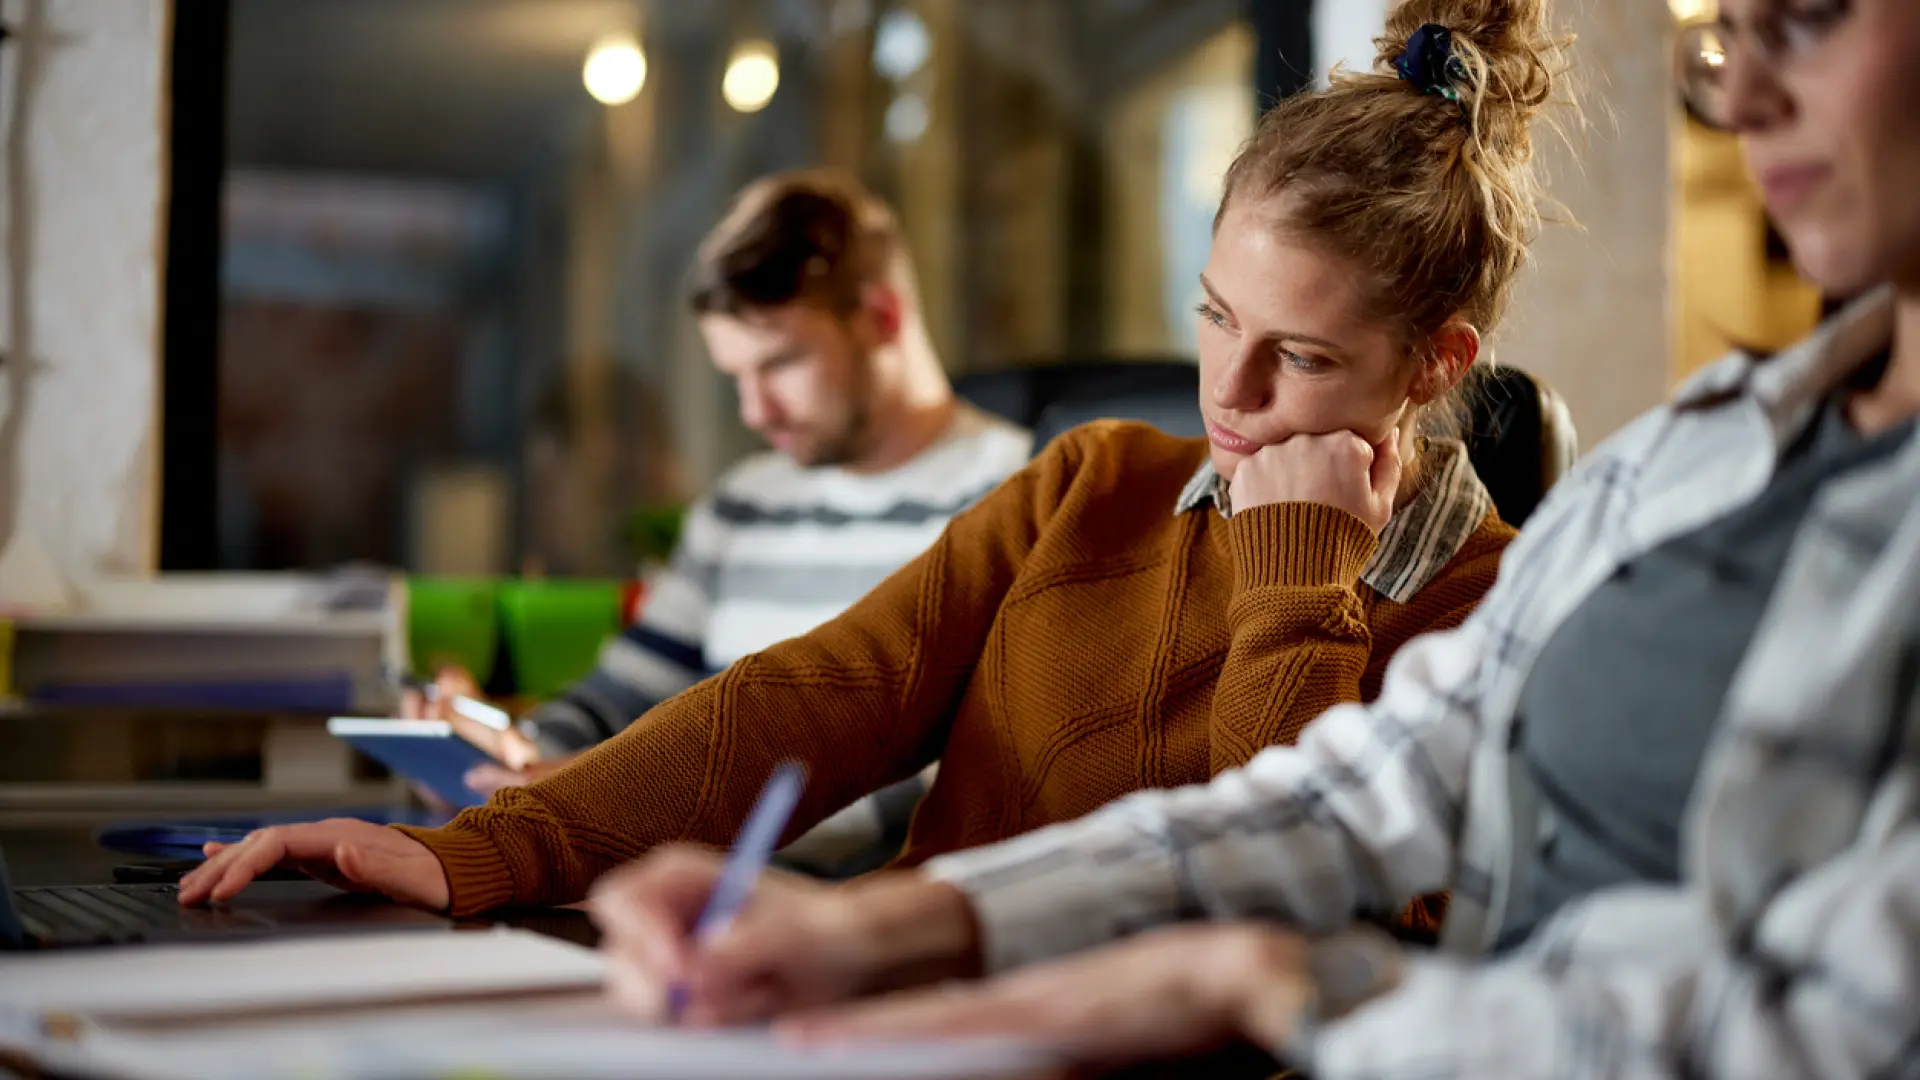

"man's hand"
[398,666,483,722]
[177,819,451,912]
[591,848,980,1027]
[1228,431,1403,534]
[400,665,542,770]
[781,923,1315,1068]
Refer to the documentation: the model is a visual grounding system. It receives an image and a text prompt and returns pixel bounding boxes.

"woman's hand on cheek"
[778,923,1315,1070]
[1229,431,1402,533]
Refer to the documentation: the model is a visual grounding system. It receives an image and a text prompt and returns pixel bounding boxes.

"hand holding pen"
[667,762,806,1018]
[386,664,512,730]
[387,665,540,770]
[589,762,985,1027]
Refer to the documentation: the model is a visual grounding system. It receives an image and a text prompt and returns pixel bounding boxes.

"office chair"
[955,358,1203,441]
[1462,365,1579,528]
[957,359,1577,527]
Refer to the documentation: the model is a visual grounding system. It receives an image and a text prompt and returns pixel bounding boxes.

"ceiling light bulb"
[884,93,930,143]
[872,10,931,81]
[584,36,647,106]
[723,41,780,113]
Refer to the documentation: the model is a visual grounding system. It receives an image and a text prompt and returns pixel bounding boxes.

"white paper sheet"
[52,1021,1054,1080]
[0,927,604,1020]
[1,928,1056,1078]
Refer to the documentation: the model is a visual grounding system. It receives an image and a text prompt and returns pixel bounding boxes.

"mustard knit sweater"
[400,421,1513,917]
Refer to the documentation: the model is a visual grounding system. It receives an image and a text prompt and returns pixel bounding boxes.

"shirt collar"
[1175,438,1494,603]
[1673,288,1895,448]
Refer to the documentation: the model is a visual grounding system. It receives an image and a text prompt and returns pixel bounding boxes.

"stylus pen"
[667,761,807,1020]
[383,666,512,731]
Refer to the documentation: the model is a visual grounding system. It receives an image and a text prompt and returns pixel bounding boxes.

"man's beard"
[786,398,873,468]
[785,337,876,468]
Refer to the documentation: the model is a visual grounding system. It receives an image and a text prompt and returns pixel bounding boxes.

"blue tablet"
[326,717,501,809]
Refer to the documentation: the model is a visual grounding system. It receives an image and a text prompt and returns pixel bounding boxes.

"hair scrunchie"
[1394,24,1468,107]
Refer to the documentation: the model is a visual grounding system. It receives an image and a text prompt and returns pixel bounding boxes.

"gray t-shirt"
[1503,368,1915,947]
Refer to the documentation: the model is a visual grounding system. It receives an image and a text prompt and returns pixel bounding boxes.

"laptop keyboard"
[14,884,278,947]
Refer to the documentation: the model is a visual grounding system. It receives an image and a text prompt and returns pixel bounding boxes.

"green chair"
[497,580,624,699]
[405,577,501,685]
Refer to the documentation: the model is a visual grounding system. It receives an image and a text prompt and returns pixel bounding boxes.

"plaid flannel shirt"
[925,290,1920,1079]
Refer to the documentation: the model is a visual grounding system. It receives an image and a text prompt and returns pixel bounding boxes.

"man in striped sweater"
[411,170,1031,873]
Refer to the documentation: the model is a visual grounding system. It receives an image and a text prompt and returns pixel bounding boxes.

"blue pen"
[667,761,807,1019]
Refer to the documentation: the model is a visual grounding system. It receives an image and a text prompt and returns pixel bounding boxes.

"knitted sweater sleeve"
[396,433,1085,915]
[1210,503,1509,936]
[1205,504,1508,774]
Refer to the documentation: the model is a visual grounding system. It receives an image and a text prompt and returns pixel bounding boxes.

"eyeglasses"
[1675,21,1734,130]
[1673,2,1851,132]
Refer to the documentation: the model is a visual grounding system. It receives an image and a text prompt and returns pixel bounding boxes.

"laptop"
[0,840,452,951]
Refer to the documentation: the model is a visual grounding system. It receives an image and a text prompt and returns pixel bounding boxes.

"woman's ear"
[1411,319,1480,405]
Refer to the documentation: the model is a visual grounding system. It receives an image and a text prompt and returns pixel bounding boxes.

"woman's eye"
[1194,302,1231,330]
[1775,0,1848,53]
[1283,350,1327,373]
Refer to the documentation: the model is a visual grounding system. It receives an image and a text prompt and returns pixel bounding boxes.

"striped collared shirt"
[1173,436,1494,603]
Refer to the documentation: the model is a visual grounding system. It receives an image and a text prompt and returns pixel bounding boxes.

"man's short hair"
[688,169,906,318]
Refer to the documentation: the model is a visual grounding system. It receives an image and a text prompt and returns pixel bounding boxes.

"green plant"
[622,503,688,567]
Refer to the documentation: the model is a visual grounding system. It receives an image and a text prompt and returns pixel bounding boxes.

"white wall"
[1313,0,1392,83]
[1493,0,1673,446]
[1314,0,1673,447]
[0,0,170,582]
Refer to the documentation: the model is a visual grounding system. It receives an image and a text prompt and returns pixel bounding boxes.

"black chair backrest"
[958,359,1577,527]
[959,359,1205,461]
[1027,390,1206,449]
[956,359,1201,434]
[1461,366,1579,528]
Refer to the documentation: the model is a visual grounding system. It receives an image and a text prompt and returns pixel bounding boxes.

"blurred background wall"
[0,0,168,582]
[0,0,1808,587]
[1492,0,1675,447]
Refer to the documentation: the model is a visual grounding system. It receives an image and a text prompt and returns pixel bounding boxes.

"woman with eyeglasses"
[589,2,1920,1075]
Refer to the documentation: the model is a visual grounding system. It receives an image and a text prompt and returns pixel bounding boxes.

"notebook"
[0,926,599,1016]
[2,929,1054,1079]
[52,1023,1054,1080]
[325,718,499,808]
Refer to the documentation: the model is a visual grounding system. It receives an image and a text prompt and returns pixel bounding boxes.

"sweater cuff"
[392,818,520,916]
[1228,502,1378,591]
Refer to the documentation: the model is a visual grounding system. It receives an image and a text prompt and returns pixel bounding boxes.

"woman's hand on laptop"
[1228,430,1402,534]
[590,846,982,1026]
[176,820,451,912]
